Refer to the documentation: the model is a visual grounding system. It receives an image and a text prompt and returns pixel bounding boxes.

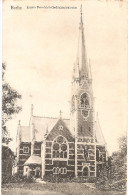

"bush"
[110,179,127,191]
[2,175,11,184]
[43,175,96,183]
[43,175,72,183]
[9,173,34,183]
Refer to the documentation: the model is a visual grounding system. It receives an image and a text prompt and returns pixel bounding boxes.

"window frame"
[53,167,67,174]
[23,147,29,154]
[52,136,68,160]
[79,92,91,110]
[82,166,90,177]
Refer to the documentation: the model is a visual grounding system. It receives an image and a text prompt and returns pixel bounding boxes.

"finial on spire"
[81,4,82,16]
[80,4,83,25]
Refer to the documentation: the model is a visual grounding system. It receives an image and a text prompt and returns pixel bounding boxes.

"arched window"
[80,93,89,108]
[53,167,56,174]
[63,167,67,174]
[83,166,89,177]
[60,168,63,174]
[56,167,59,174]
[53,136,68,159]
[53,167,59,174]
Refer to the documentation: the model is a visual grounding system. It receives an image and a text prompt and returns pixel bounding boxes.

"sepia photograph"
[2,1,127,195]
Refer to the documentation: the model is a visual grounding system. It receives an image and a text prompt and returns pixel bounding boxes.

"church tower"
[70,6,96,178]
[70,7,94,140]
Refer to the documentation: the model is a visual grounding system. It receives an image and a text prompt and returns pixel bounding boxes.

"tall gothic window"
[53,136,68,159]
[80,93,89,108]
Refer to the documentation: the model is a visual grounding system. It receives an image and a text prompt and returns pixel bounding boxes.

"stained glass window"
[53,136,68,159]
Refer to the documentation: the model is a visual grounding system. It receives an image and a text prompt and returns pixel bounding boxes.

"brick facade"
[16,9,107,179]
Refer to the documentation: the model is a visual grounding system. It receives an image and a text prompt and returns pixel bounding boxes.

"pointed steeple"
[77,5,89,80]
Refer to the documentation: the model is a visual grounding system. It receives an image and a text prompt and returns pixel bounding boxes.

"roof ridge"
[33,115,58,119]
[33,115,70,120]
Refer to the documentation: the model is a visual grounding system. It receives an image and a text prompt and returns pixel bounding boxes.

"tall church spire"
[77,5,89,80]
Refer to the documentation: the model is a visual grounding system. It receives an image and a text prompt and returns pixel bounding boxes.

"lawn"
[1,182,126,195]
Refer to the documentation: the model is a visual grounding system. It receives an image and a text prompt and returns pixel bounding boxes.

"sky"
[2,0,127,155]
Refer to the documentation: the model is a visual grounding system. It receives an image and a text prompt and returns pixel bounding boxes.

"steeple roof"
[75,5,89,80]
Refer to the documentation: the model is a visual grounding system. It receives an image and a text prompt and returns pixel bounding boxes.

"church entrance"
[83,166,89,177]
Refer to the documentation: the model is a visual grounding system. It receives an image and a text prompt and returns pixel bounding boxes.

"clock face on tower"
[81,110,88,117]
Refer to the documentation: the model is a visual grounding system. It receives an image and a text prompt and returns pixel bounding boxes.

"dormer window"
[23,147,29,153]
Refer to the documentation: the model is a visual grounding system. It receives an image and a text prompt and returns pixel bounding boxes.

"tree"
[2,63,22,143]
[110,136,127,190]
[96,135,127,191]
[118,135,127,158]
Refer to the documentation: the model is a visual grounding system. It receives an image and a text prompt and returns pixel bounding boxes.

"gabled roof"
[32,116,70,142]
[19,114,105,145]
[19,116,70,142]
[24,155,41,166]
[46,118,74,142]
[32,116,58,142]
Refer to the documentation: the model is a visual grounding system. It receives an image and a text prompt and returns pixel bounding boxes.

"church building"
[16,8,107,179]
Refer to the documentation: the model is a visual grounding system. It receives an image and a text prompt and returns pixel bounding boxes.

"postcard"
[2,1,127,195]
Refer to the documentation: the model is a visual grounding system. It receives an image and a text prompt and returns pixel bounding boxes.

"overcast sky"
[3,0,127,154]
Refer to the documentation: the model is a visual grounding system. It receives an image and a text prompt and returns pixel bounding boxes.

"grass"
[1,182,126,195]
